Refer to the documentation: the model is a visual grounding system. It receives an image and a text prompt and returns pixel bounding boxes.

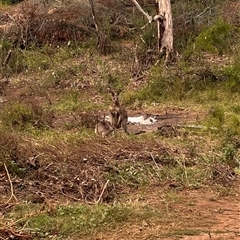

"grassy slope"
[1,1,240,239]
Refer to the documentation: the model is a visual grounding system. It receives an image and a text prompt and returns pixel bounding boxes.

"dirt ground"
[0,1,240,239]
[1,94,239,239]
[89,184,240,240]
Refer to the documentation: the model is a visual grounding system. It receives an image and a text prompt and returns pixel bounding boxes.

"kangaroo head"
[108,88,121,106]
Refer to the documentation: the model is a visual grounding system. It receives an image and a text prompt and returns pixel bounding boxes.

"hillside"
[0,0,240,239]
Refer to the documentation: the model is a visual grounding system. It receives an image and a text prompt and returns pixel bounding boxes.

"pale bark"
[155,0,173,64]
[131,0,174,64]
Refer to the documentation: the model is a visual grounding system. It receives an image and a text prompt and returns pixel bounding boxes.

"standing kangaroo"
[109,89,129,134]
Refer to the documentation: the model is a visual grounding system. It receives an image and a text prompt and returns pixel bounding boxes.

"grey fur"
[95,120,114,137]
[108,89,129,134]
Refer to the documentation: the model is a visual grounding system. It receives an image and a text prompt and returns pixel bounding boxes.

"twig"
[150,152,160,170]
[44,162,53,170]
[45,91,53,105]
[60,191,80,201]
[96,179,109,204]
[70,112,79,122]
[131,0,152,23]
[7,14,25,45]
[208,228,212,239]
[3,163,18,205]
[195,6,211,19]
[0,227,31,239]
[2,50,12,67]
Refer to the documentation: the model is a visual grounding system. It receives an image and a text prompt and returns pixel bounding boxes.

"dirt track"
[88,184,240,240]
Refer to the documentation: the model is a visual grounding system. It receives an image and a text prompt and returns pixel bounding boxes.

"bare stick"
[2,50,12,67]
[131,0,153,23]
[60,192,80,201]
[44,162,53,170]
[45,91,53,105]
[96,179,109,204]
[150,152,160,170]
[3,163,18,204]
[131,0,164,24]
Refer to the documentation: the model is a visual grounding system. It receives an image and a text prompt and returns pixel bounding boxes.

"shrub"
[1,102,53,131]
[223,64,240,92]
[193,20,233,55]
[0,129,19,164]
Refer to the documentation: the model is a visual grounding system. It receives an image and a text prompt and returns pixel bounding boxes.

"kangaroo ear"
[107,87,115,96]
[116,89,122,96]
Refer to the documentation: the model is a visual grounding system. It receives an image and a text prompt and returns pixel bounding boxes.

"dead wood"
[2,50,12,67]
[3,163,18,205]
[0,227,32,240]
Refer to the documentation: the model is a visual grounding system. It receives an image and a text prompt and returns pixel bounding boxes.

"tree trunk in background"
[89,0,107,55]
[155,0,173,64]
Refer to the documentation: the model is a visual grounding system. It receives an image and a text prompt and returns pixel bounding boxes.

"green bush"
[1,102,52,131]
[193,20,233,55]
[134,66,195,102]
[223,65,240,92]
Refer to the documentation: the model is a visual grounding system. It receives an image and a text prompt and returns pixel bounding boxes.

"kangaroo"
[95,120,114,137]
[108,88,129,134]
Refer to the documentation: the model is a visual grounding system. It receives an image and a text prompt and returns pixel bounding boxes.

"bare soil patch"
[87,184,240,240]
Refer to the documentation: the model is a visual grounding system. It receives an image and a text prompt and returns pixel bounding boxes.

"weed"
[121,91,139,106]
[1,102,35,130]
[107,163,155,187]
[230,104,240,114]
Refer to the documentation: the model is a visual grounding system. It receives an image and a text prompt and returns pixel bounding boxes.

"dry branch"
[131,0,164,24]
[131,0,153,23]
[3,163,18,205]
[2,50,12,67]
[96,179,110,204]
[0,227,32,240]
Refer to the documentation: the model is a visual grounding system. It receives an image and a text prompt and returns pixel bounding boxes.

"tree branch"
[2,50,12,67]
[131,0,165,25]
[96,179,109,204]
[131,0,153,23]
[4,163,18,205]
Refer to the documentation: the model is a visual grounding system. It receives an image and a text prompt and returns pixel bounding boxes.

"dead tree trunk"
[155,0,173,64]
[131,0,174,65]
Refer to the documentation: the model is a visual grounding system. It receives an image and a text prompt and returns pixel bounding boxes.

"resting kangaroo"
[108,88,129,134]
[95,120,114,137]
